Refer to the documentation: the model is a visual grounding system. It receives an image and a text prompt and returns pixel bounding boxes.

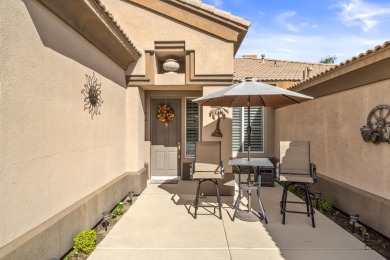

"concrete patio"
[88,180,384,260]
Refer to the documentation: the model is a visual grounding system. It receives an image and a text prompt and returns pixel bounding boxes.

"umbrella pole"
[247,96,252,213]
[247,96,251,161]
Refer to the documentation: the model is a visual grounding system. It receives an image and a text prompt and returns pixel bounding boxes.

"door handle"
[178,142,181,158]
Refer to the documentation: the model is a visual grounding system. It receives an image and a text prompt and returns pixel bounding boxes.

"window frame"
[232,106,265,156]
[185,97,199,158]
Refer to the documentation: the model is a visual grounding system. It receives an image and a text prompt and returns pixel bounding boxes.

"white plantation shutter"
[232,107,264,153]
[186,98,199,157]
[232,108,243,153]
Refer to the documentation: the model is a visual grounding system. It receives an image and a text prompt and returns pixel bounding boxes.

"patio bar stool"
[190,141,224,219]
[276,141,317,228]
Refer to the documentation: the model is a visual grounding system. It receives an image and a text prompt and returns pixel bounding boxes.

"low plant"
[317,198,333,212]
[111,202,125,218]
[361,226,368,237]
[73,230,96,255]
[288,185,298,193]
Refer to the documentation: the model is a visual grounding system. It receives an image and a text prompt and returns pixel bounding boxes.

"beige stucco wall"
[272,81,299,89]
[201,86,233,172]
[1,0,241,257]
[275,79,390,199]
[102,0,235,75]
[126,87,145,171]
[0,0,133,251]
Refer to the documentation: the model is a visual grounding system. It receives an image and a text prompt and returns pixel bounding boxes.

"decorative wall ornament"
[360,104,390,144]
[81,72,103,119]
[156,104,175,127]
[209,107,228,138]
[162,59,180,74]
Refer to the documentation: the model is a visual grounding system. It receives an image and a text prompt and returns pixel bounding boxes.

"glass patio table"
[229,158,273,223]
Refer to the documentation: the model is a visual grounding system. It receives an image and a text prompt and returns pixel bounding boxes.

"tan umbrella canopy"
[193,78,312,107]
[193,77,313,160]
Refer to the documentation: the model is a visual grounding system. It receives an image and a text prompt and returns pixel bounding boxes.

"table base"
[236,210,264,222]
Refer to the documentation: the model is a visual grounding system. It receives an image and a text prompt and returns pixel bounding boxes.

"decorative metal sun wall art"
[360,104,390,144]
[81,72,103,119]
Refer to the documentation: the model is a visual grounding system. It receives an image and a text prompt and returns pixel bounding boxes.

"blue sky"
[202,0,390,63]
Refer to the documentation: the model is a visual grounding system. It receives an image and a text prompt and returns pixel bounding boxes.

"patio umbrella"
[193,77,313,161]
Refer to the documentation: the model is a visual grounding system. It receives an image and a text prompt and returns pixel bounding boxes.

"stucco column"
[201,86,233,172]
[126,87,145,172]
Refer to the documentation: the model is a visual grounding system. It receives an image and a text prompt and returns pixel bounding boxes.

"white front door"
[151,145,178,176]
[150,98,181,177]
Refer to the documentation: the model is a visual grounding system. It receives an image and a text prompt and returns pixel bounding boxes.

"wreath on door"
[157,104,175,126]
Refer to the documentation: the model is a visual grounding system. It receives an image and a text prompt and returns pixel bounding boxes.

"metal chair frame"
[190,141,224,219]
[280,181,315,227]
[276,141,317,228]
[194,178,222,219]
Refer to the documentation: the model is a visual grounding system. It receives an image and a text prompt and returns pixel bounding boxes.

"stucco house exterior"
[1,0,389,259]
[275,41,390,239]
[1,0,251,258]
[235,48,390,241]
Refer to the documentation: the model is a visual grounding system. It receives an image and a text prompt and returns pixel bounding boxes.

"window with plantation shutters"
[232,107,264,153]
[185,98,199,157]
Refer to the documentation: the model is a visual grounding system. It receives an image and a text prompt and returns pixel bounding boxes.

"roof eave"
[128,0,250,55]
[289,42,390,98]
[37,0,141,70]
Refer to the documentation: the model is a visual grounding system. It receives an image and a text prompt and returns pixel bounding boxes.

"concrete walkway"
[88,180,384,260]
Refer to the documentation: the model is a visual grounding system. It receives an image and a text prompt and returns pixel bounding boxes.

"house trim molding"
[37,0,141,69]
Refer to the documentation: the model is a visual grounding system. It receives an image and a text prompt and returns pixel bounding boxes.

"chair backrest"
[280,141,310,175]
[195,141,221,172]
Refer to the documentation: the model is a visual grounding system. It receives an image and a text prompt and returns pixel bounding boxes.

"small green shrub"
[361,226,368,237]
[317,198,333,212]
[73,230,96,255]
[64,253,71,260]
[288,185,298,193]
[111,202,125,218]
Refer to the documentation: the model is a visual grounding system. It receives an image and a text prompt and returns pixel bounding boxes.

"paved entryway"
[88,180,384,260]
